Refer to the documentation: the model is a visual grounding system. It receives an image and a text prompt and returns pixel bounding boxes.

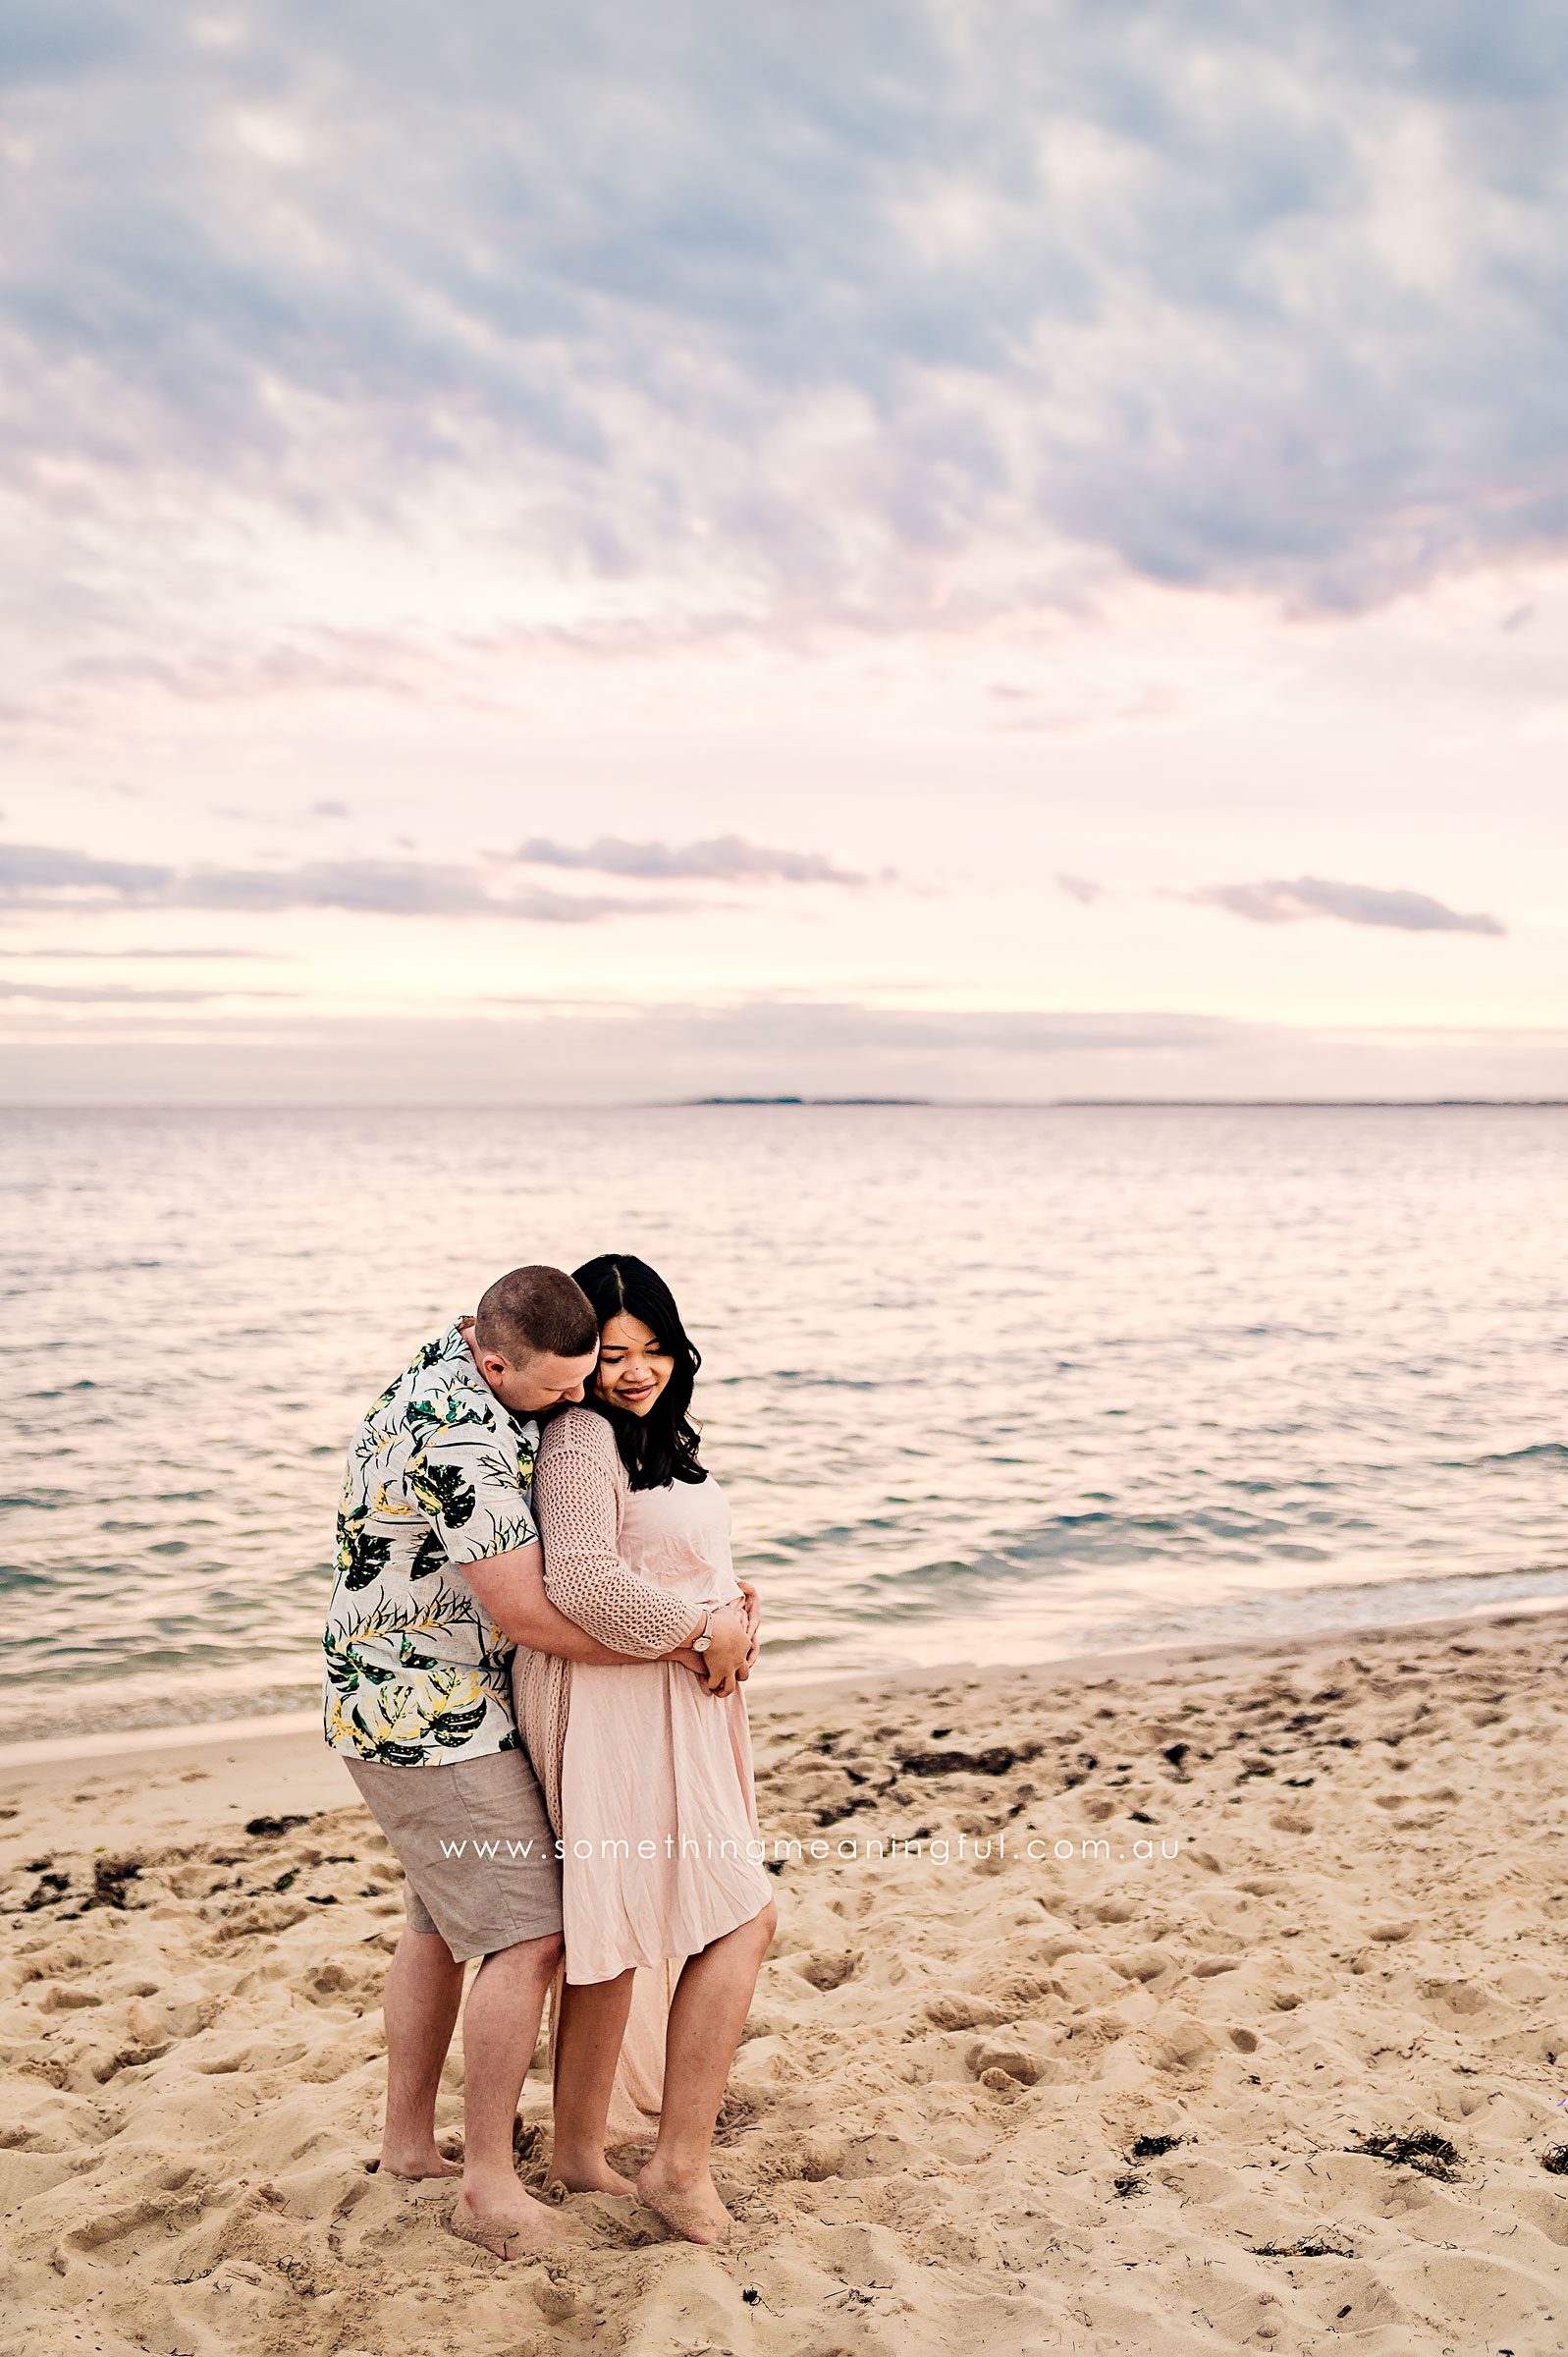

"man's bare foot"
[636,2158,730,2246]
[451,2181,565,2259]
[547,2152,637,2198]
[378,2143,461,2180]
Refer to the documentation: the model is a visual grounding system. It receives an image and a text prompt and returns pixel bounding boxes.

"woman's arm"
[464,1540,653,1666]
[535,1426,717,1659]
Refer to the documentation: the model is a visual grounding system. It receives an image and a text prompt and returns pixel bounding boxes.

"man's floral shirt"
[322,1325,537,1766]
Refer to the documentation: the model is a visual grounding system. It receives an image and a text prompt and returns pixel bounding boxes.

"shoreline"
[4,1588,1565,1793]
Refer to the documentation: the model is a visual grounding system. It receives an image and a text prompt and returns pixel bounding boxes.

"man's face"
[471,1339,598,1417]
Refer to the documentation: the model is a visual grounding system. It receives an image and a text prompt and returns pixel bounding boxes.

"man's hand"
[735,1579,761,1681]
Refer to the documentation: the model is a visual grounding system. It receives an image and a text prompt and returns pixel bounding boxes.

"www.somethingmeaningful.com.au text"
[435,1831,1186,1865]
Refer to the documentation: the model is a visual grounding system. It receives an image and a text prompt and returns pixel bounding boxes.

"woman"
[513,1253,776,2245]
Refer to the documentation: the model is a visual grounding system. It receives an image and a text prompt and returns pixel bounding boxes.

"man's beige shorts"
[342,1747,562,1964]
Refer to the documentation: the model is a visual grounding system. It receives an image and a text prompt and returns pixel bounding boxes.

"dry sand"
[3,1605,1568,2356]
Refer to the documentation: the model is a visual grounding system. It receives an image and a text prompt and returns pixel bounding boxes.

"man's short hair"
[473,1265,597,1362]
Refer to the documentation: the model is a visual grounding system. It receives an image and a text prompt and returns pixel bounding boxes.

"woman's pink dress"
[512,1403,771,2141]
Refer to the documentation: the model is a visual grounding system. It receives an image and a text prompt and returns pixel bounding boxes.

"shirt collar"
[442,1319,537,1440]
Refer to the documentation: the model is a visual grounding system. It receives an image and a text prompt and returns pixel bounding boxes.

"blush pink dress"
[512,1404,771,2141]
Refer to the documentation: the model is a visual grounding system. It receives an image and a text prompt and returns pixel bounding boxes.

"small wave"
[783,1500,1371,1580]
[1442,1441,1568,1468]
[0,1677,319,1746]
[1290,1556,1568,1595]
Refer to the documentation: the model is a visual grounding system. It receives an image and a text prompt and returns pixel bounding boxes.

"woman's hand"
[666,1595,757,1693]
[703,1591,763,1696]
[696,1598,750,1695]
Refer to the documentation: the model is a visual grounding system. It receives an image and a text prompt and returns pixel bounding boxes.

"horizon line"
[3,1097,1566,1114]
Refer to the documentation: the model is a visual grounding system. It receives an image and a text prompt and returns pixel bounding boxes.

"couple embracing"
[321,1255,776,2256]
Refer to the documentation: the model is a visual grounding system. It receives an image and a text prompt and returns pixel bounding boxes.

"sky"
[1,0,1565,1103]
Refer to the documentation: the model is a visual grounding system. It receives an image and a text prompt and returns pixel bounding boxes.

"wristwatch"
[692,1606,716,1656]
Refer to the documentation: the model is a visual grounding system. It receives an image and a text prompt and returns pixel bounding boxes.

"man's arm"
[466,1539,725,1670]
[469,1538,753,1686]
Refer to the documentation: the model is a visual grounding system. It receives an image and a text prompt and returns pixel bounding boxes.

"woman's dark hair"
[570,1253,707,1489]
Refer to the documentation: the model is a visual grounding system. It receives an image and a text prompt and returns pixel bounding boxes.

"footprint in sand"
[793,1948,862,1992]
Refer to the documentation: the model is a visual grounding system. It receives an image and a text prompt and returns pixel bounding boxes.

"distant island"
[680,1095,933,1106]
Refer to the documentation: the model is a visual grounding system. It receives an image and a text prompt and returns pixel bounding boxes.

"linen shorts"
[342,1746,562,1963]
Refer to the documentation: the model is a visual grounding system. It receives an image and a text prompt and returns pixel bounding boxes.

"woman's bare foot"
[377,2141,461,2179]
[636,2157,730,2245]
[547,2151,637,2197]
[451,2179,565,2259]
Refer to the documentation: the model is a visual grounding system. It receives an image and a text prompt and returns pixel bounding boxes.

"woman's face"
[594,1310,674,1417]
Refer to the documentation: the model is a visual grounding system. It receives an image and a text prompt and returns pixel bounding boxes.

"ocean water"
[3,1104,1565,1744]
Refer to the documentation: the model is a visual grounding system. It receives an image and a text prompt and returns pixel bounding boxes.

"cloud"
[7,0,1568,641]
[0,979,293,1003]
[1184,876,1506,936]
[0,944,287,959]
[0,844,170,896]
[0,842,687,923]
[515,835,871,886]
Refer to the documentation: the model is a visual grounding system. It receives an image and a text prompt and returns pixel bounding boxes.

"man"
[323,1263,753,2258]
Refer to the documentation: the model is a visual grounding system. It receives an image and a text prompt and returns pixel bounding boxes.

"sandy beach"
[4,1605,1567,2357]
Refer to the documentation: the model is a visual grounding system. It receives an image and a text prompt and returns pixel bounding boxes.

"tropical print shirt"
[322,1323,538,1766]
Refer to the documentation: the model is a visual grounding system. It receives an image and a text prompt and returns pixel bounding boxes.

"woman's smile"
[595,1310,675,1416]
